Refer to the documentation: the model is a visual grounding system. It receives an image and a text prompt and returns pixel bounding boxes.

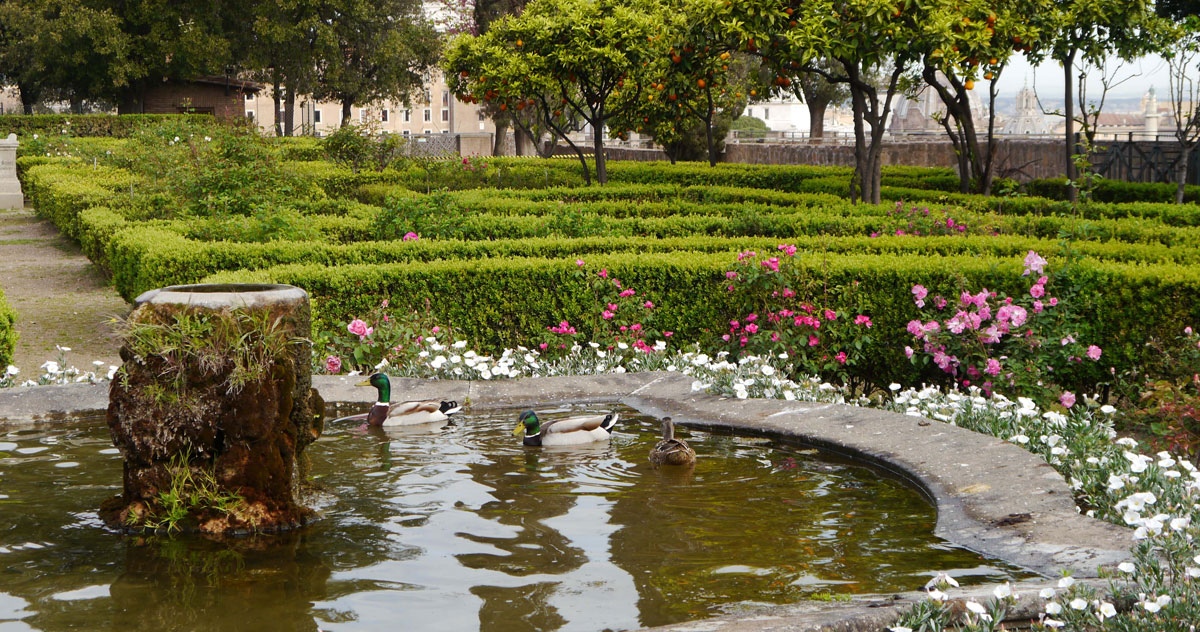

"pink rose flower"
[905,346,914,358]
[1086,345,1102,361]
[1060,391,1076,408]
[575,259,585,266]
[1030,283,1045,298]
[602,310,615,320]
[835,352,848,364]
[347,319,369,337]
[1023,250,1047,276]
[744,323,758,334]
[644,301,654,309]
[824,309,837,321]
[598,269,608,278]
[325,355,342,374]
[403,232,419,241]
[854,315,872,328]
[985,358,1001,376]
[808,335,819,347]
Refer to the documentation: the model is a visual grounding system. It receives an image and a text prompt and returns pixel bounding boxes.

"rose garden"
[3,0,1200,630]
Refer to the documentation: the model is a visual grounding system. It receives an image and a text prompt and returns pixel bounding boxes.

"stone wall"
[724,138,1068,181]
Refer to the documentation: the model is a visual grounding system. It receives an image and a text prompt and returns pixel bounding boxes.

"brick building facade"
[118,77,261,120]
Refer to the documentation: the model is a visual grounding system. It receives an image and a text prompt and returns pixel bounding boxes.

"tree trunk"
[515,127,530,155]
[849,87,868,205]
[284,87,296,137]
[1178,145,1192,205]
[18,82,38,114]
[798,84,830,140]
[272,76,283,137]
[341,99,353,125]
[704,89,717,167]
[1064,51,1077,203]
[492,118,509,156]
[591,115,607,185]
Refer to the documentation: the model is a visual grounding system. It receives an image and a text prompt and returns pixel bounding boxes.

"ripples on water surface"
[0,407,1029,631]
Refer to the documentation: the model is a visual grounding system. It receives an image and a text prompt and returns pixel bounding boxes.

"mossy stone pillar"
[101,284,325,535]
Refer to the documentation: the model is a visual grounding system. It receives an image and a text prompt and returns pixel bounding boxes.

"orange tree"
[446,0,667,184]
[445,33,588,169]
[913,0,1050,195]
[1028,0,1168,202]
[718,0,946,205]
[610,0,749,165]
[609,1,757,165]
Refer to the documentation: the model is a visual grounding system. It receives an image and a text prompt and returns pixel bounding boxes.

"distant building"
[245,71,494,140]
[889,74,989,135]
[999,83,1058,136]
[119,76,261,120]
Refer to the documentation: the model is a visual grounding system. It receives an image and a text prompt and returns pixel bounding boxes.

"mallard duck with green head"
[512,410,620,446]
[331,373,461,427]
[648,417,695,467]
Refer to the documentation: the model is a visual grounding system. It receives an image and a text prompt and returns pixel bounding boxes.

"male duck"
[512,410,620,446]
[648,417,696,467]
[332,373,461,427]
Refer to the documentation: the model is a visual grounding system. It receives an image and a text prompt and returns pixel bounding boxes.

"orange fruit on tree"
[697,79,706,88]
[964,79,975,90]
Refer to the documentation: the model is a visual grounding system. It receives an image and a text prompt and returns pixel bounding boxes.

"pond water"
[0,407,1030,631]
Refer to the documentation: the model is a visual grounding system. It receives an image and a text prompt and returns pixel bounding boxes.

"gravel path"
[0,205,127,372]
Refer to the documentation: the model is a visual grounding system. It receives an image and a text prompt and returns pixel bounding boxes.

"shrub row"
[1,114,202,138]
[1025,177,1200,204]
[238,198,1200,248]
[22,163,132,240]
[0,284,16,368]
[205,251,1200,391]
[101,228,1200,303]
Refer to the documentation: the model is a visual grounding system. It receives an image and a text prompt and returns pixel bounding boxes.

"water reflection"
[0,409,1030,632]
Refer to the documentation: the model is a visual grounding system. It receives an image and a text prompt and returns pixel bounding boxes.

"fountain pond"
[0,406,1033,631]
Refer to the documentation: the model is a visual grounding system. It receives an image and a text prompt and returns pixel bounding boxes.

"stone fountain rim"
[0,371,1133,631]
[134,283,308,310]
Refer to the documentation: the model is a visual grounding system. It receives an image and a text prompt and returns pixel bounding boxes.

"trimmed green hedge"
[0,114,201,138]
[205,251,1200,390]
[104,229,1200,303]
[22,163,133,240]
[1026,178,1200,204]
[0,285,16,368]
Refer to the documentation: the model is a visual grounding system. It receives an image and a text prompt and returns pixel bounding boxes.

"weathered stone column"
[100,283,324,535]
[0,134,23,209]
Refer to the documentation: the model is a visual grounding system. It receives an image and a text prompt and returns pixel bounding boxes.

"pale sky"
[994,54,1176,103]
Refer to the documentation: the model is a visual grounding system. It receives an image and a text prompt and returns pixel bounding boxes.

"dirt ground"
[0,205,127,373]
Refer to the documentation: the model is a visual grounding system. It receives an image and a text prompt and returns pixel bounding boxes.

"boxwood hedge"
[206,252,1200,390]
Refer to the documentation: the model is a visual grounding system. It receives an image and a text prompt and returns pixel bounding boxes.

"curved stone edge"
[0,372,1133,630]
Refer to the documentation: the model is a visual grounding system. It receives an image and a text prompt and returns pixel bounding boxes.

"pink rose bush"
[905,251,1103,405]
[720,244,877,391]
[539,260,664,359]
[315,298,455,373]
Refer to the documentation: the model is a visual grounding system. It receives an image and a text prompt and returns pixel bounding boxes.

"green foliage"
[118,118,324,220]
[312,0,441,117]
[205,251,1200,393]
[0,285,17,368]
[1027,177,1200,205]
[119,307,301,395]
[136,448,246,534]
[315,297,453,373]
[321,125,410,173]
[729,116,768,132]
[0,115,191,138]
